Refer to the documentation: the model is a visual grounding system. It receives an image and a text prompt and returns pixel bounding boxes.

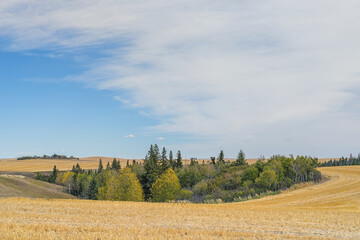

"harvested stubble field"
[0,166,359,239]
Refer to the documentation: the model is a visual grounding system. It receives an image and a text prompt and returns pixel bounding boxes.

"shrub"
[98,168,144,201]
[193,180,208,195]
[151,168,181,202]
[177,189,193,200]
[255,169,276,190]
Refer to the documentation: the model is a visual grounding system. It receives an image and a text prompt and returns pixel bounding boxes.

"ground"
[0,166,358,239]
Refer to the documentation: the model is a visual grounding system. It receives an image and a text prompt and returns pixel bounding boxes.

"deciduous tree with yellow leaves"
[150,168,181,202]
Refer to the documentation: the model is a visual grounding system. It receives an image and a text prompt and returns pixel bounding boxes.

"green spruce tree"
[218,150,225,165]
[98,159,103,173]
[50,165,58,183]
[176,150,183,168]
[160,147,169,172]
[142,144,161,199]
[235,150,247,166]
[169,150,175,169]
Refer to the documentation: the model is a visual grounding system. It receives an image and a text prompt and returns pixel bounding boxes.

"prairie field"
[0,166,359,239]
[0,157,333,172]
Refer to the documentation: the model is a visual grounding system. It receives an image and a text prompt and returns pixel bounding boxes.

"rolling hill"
[0,166,358,239]
[0,174,75,199]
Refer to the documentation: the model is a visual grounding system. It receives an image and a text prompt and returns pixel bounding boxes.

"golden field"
[0,157,334,172]
[0,166,359,239]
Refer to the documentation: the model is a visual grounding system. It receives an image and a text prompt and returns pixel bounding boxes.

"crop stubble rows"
[0,166,359,239]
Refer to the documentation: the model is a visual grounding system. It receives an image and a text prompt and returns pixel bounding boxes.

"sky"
[0,0,360,159]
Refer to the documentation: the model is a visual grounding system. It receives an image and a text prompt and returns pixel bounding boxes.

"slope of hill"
[0,166,358,239]
[0,174,76,199]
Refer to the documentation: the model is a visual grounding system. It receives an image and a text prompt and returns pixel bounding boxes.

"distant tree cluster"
[320,154,360,167]
[18,154,79,160]
[35,146,322,203]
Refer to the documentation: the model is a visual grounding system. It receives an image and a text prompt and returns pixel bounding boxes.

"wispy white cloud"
[1,0,360,156]
[156,137,165,141]
[124,134,135,138]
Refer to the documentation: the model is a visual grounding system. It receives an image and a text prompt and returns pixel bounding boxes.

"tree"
[218,150,225,165]
[235,150,246,166]
[242,166,259,182]
[176,150,183,168]
[106,162,111,170]
[86,175,98,200]
[255,169,276,190]
[98,168,143,201]
[150,168,181,202]
[142,145,161,199]
[98,159,104,173]
[160,147,169,171]
[190,158,196,166]
[61,171,74,194]
[111,158,121,171]
[49,165,58,183]
[169,150,175,169]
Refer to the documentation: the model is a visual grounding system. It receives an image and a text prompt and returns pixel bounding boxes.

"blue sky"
[1,1,360,159]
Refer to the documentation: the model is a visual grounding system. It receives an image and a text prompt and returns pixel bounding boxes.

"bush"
[151,168,181,202]
[177,189,193,200]
[255,169,276,190]
[97,168,144,201]
[193,180,208,195]
[242,166,259,182]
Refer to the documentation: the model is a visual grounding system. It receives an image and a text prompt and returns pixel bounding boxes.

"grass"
[0,174,75,199]
[0,166,359,239]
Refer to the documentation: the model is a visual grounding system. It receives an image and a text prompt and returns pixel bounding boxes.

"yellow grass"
[0,166,359,239]
[0,157,334,172]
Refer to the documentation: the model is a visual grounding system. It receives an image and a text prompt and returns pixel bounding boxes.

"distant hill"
[0,174,76,199]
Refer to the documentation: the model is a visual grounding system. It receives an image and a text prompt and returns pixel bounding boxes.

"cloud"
[1,1,360,156]
[156,137,165,141]
[124,134,135,138]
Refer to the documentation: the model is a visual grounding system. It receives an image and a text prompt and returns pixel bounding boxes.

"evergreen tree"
[49,165,58,183]
[176,150,183,168]
[190,158,197,166]
[126,159,130,167]
[218,150,225,165]
[75,163,82,174]
[98,159,103,173]
[106,161,111,170]
[142,144,161,199]
[210,157,216,164]
[235,150,247,166]
[86,175,98,200]
[169,150,175,169]
[111,158,121,171]
[154,144,161,161]
[160,147,170,171]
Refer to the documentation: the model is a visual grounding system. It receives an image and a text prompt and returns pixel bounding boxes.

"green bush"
[193,180,208,195]
[151,168,181,202]
[177,189,193,200]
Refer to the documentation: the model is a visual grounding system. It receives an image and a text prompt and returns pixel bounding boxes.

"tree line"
[35,145,322,203]
[319,154,360,167]
[18,154,79,160]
